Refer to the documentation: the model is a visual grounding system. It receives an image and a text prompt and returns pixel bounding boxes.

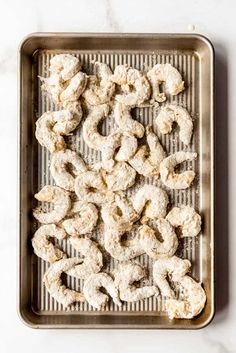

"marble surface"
[0,0,235,352]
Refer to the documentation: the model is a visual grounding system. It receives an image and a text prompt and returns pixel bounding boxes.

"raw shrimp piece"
[129,126,166,177]
[153,256,191,298]
[133,184,169,221]
[49,54,81,81]
[33,185,71,224]
[115,134,138,162]
[114,102,145,138]
[66,237,103,279]
[114,262,159,302]
[50,149,87,191]
[83,62,115,105]
[139,219,178,259]
[74,170,112,205]
[103,162,136,192]
[160,151,197,189]
[43,258,85,307]
[104,227,144,261]
[166,206,201,238]
[35,108,82,153]
[60,72,87,103]
[147,63,184,102]
[111,65,151,107]
[32,224,67,263]
[101,192,139,232]
[166,275,206,319]
[83,273,121,309]
[155,105,193,145]
[62,201,98,236]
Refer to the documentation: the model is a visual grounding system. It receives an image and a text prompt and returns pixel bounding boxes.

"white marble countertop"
[0,0,235,352]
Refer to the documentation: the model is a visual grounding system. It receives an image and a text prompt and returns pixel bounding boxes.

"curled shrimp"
[83,272,121,309]
[74,170,113,205]
[114,102,145,138]
[166,206,201,238]
[50,149,87,191]
[165,275,206,319]
[66,237,103,279]
[83,62,115,105]
[43,258,85,307]
[62,201,98,236]
[111,65,151,107]
[101,192,139,232]
[115,134,138,162]
[114,262,159,302]
[104,227,144,261]
[147,63,184,102]
[139,219,178,259]
[160,151,197,189]
[49,54,81,81]
[129,126,166,177]
[60,71,87,103]
[155,105,193,145]
[102,162,136,192]
[35,107,82,153]
[33,185,71,224]
[31,224,67,263]
[133,184,169,222]
[153,256,191,298]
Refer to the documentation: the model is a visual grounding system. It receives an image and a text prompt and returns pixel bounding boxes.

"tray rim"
[18,32,215,329]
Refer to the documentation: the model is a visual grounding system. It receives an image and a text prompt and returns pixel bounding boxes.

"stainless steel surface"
[18,33,214,329]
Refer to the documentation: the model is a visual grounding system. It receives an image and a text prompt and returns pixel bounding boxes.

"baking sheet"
[19,33,214,328]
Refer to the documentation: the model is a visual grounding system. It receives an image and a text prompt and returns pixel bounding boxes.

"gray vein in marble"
[105,0,121,32]
[202,331,231,353]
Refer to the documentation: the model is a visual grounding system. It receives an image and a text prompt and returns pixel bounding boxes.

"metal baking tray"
[18,33,214,329]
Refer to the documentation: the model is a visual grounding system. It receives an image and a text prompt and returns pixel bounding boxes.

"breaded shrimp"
[83,62,115,105]
[139,219,178,259]
[166,206,201,238]
[66,237,103,279]
[114,102,145,138]
[35,108,82,153]
[115,134,138,162]
[83,272,121,309]
[60,72,87,103]
[133,184,169,222]
[50,149,87,191]
[114,262,159,302]
[101,192,139,232]
[104,227,144,261]
[166,275,206,319]
[111,65,151,107]
[33,185,71,224]
[103,162,136,192]
[74,170,112,205]
[129,126,166,177]
[32,224,67,263]
[62,201,98,236]
[49,54,81,81]
[43,257,85,307]
[147,63,184,102]
[155,105,193,145]
[159,151,197,189]
[153,256,191,297]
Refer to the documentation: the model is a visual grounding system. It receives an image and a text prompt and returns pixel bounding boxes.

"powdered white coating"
[103,162,136,192]
[139,218,178,259]
[114,262,159,302]
[160,151,197,189]
[114,102,145,138]
[32,224,67,263]
[66,237,103,279]
[33,185,71,224]
[166,206,201,237]
[50,149,87,191]
[83,272,121,309]
[147,63,184,102]
[43,257,85,307]
[155,104,193,145]
[133,184,169,221]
